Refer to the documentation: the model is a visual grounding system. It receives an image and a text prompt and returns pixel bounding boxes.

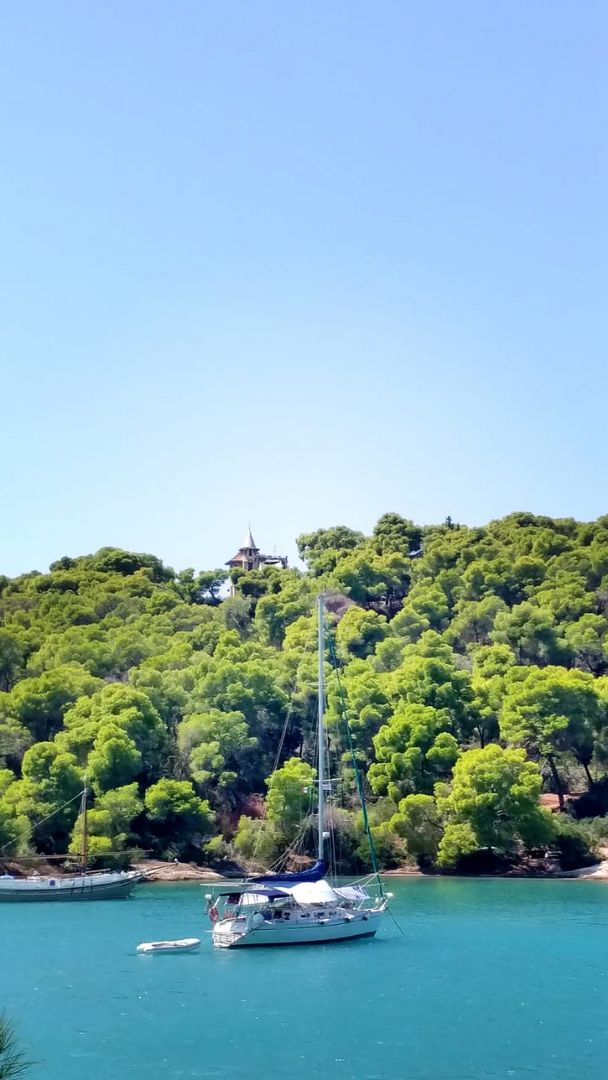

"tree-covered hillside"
[2,512,608,874]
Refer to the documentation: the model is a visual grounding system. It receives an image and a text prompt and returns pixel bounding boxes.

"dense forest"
[2,511,608,877]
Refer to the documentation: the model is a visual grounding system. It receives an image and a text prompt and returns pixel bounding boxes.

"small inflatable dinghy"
[137,937,201,954]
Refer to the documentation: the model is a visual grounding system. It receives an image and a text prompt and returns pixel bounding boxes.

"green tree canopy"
[265,757,316,840]
[0,631,26,693]
[390,793,443,866]
[2,514,608,873]
[144,779,213,858]
[87,727,143,794]
[435,744,553,867]
[296,526,365,575]
[177,708,257,806]
[60,684,167,781]
[331,551,410,610]
[335,606,388,660]
[369,704,459,800]
[387,635,474,735]
[500,666,605,803]
[1,666,103,742]
[2,743,82,853]
[69,783,143,868]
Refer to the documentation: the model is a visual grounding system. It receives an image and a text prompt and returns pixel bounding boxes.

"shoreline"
[4,857,607,884]
[384,860,608,881]
[139,858,608,883]
[135,860,225,882]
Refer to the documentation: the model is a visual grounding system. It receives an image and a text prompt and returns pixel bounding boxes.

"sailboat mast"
[317,594,325,862]
[81,778,88,875]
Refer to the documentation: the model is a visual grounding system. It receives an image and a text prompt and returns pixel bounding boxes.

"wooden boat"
[0,782,143,902]
[0,868,142,902]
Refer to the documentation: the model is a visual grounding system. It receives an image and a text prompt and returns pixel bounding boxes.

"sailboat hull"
[212,908,383,948]
[0,872,143,902]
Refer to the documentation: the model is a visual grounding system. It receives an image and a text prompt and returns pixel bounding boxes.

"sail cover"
[283,880,339,905]
[237,889,287,906]
[249,859,327,885]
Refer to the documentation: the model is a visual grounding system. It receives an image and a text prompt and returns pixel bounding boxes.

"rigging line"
[349,872,378,887]
[322,693,336,879]
[284,788,316,865]
[329,798,338,882]
[250,764,318,872]
[269,608,318,777]
[267,806,316,871]
[283,821,310,863]
[265,829,305,871]
[257,800,316,872]
[388,907,407,937]
[250,612,318,867]
[327,630,384,898]
[0,787,86,855]
[262,721,319,873]
[7,847,150,861]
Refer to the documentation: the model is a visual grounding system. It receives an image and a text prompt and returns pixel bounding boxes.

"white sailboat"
[206,595,390,948]
[0,782,143,902]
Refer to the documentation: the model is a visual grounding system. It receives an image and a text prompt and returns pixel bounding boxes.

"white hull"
[137,938,201,954]
[212,907,383,948]
[0,871,142,902]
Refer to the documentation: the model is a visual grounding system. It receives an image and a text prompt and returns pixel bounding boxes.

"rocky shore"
[135,855,608,883]
[135,859,225,882]
[557,845,608,880]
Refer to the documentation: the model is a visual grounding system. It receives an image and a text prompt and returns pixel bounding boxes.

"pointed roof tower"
[226,526,261,569]
[225,525,287,579]
[242,526,258,551]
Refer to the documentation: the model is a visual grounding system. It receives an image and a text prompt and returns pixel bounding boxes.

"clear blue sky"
[2,2,606,578]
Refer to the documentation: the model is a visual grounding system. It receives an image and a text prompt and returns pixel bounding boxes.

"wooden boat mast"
[80,778,88,874]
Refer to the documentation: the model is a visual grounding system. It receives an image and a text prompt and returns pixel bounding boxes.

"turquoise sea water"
[2,878,608,1079]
